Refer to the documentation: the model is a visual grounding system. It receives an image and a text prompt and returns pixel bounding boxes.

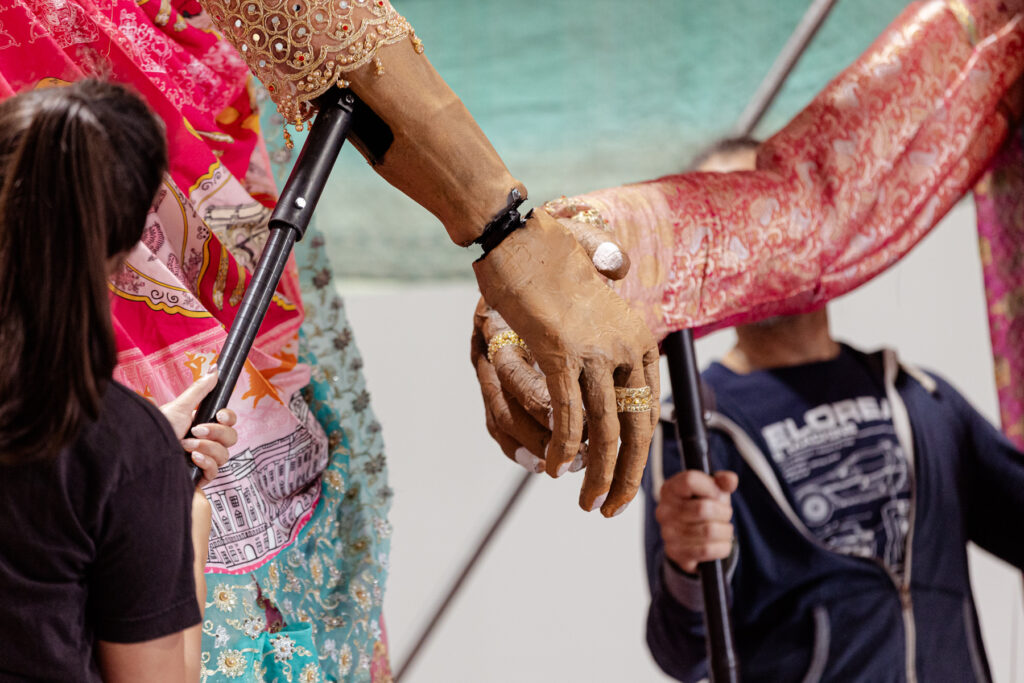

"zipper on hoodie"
[883,349,917,683]
[707,349,922,682]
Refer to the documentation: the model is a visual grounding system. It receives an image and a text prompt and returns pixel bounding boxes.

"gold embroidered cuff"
[198,0,423,125]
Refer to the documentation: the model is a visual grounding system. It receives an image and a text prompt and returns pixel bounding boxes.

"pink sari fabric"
[547,0,1024,342]
[0,0,327,575]
[976,122,1024,448]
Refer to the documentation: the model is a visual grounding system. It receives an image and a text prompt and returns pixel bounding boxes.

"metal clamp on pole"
[187,88,358,484]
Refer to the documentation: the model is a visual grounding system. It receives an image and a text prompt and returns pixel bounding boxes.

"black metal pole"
[663,1,842,677]
[664,329,739,683]
[188,88,357,483]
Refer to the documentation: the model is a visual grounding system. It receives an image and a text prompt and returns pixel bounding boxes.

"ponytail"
[0,81,167,462]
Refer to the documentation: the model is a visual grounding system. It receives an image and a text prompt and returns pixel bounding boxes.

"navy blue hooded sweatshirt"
[642,346,1024,682]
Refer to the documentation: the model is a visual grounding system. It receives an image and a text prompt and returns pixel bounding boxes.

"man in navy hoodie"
[642,142,1024,683]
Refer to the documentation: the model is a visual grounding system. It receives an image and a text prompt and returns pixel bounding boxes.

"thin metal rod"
[733,0,840,137]
[394,470,534,682]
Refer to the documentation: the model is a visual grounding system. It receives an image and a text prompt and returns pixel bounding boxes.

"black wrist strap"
[474,189,527,260]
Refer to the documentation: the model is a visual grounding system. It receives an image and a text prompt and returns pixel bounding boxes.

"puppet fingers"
[486,403,543,474]
[544,369,585,479]
[560,218,630,281]
[578,366,620,511]
[491,345,551,426]
[601,365,656,517]
[474,352,547,473]
[475,298,551,425]
[643,345,661,430]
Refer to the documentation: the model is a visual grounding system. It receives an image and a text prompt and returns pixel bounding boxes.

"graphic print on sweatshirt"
[704,347,912,578]
[761,395,910,575]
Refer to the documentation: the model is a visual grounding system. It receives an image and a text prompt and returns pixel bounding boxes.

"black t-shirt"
[0,381,199,681]
[705,345,912,576]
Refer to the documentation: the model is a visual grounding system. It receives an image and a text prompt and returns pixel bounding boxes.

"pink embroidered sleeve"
[547,0,1024,340]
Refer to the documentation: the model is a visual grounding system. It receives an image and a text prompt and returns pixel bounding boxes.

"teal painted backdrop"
[263,0,908,281]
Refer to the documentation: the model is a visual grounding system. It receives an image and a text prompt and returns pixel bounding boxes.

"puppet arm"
[197,0,658,514]
[473,0,1023,465]
[545,0,1024,340]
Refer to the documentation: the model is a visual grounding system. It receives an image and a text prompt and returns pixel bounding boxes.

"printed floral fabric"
[976,121,1024,448]
[547,0,1024,343]
[202,581,321,682]
[0,1,391,679]
[200,281,393,682]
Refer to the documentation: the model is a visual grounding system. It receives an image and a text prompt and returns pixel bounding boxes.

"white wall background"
[341,198,1024,682]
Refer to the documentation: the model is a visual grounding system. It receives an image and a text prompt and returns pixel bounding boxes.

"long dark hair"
[0,81,167,462]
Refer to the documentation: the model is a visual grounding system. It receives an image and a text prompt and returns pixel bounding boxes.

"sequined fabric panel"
[197,0,418,123]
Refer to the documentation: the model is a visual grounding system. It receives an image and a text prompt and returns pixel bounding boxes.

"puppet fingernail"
[611,501,630,517]
[569,448,586,473]
[191,425,210,437]
[556,460,572,478]
[515,447,545,474]
[589,492,608,512]
[182,438,200,450]
[592,242,624,273]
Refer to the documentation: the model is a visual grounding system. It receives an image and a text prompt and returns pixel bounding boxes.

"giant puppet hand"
[198,0,661,514]
[474,210,660,516]
[471,212,632,478]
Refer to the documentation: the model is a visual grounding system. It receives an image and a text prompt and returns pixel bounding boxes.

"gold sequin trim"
[198,0,423,129]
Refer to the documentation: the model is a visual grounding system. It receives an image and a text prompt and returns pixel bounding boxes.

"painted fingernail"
[556,460,572,478]
[204,363,218,376]
[191,425,210,437]
[192,452,208,466]
[569,447,587,473]
[514,447,545,474]
[182,438,200,450]
[611,501,631,517]
[589,492,608,512]
[592,242,624,273]
[216,410,231,423]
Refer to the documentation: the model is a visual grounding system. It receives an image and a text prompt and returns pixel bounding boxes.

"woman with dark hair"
[0,81,237,682]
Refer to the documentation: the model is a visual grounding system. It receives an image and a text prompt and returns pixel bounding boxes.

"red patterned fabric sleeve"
[547,0,1024,340]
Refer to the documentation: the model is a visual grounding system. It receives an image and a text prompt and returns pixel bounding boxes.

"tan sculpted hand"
[474,209,660,516]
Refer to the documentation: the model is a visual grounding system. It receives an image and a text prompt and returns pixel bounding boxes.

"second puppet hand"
[473,211,657,517]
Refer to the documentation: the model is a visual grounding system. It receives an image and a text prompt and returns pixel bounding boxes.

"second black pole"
[663,328,740,683]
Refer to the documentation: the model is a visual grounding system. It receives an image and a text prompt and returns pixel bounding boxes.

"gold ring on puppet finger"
[487,330,529,364]
[614,385,653,413]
